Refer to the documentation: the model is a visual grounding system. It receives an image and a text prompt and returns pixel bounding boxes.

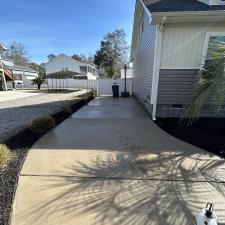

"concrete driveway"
[11,97,225,225]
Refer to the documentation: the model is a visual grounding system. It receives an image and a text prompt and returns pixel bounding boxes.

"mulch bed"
[155,118,225,158]
[0,93,94,225]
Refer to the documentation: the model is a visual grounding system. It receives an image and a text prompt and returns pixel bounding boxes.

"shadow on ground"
[17,150,225,225]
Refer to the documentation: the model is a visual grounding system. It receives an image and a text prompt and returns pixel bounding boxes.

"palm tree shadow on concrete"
[17,150,225,225]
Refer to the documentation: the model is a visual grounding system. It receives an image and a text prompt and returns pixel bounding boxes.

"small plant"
[32,77,46,90]
[30,116,55,134]
[91,89,97,97]
[63,107,72,115]
[0,145,13,168]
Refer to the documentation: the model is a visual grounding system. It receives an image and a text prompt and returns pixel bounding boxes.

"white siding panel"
[161,26,225,69]
[45,55,82,75]
[2,59,13,68]
[133,11,156,114]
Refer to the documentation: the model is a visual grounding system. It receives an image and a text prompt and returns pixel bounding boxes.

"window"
[206,36,225,60]
[80,66,87,74]
[202,33,225,65]
[201,32,225,79]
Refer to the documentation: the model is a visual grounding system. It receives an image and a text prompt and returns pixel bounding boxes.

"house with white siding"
[131,0,225,120]
[45,54,99,80]
[0,56,38,90]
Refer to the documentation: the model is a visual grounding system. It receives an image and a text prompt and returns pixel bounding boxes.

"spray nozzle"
[205,203,214,219]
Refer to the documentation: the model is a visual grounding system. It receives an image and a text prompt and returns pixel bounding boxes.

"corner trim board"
[152,25,163,121]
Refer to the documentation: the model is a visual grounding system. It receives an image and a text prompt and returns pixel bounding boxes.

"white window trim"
[201,31,225,67]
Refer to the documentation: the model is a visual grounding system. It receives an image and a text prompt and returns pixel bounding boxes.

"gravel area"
[0,89,87,143]
[0,93,94,225]
[0,148,27,225]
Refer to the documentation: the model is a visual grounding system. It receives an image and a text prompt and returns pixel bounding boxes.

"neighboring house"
[0,57,38,90]
[2,58,38,80]
[130,0,225,120]
[45,54,99,80]
[13,64,38,80]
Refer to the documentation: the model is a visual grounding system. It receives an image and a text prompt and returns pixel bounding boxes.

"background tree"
[27,62,39,71]
[47,54,56,61]
[94,29,129,78]
[3,42,28,65]
[32,77,45,90]
[72,54,93,64]
[72,54,83,62]
[31,63,46,90]
[184,38,225,124]
[38,64,46,79]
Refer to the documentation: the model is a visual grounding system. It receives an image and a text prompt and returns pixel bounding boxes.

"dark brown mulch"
[155,118,225,158]
[0,93,94,225]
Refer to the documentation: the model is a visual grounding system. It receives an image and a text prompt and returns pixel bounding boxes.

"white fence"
[7,78,132,97]
[97,78,132,96]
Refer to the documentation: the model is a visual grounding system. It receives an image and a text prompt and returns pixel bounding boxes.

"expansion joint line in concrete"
[19,174,225,184]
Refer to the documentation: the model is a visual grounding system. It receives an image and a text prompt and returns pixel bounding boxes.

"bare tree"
[4,42,28,65]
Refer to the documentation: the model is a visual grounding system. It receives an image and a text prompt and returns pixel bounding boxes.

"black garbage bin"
[112,83,119,98]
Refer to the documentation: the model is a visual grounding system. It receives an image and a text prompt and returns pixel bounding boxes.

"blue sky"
[1,0,135,64]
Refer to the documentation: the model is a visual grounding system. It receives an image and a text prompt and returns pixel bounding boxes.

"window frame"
[201,32,225,67]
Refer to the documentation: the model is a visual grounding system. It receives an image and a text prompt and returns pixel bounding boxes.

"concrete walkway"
[11,97,225,225]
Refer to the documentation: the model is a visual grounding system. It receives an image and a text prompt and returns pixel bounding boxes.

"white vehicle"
[196,203,218,225]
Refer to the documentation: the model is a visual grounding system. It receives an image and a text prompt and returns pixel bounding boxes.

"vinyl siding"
[45,55,86,75]
[156,69,225,118]
[161,25,225,69]
[133,11,156,114]
[157,69,199,105]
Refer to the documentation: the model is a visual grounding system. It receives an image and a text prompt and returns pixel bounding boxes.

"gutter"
[139,0,152,21]
[151,10,225,17]
[151,17,165,121]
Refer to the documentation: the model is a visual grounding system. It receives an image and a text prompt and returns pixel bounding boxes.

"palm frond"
[184,40,225,125]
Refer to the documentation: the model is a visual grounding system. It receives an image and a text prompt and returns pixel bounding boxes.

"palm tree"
[184,38,225,125]
[32,77,45,90]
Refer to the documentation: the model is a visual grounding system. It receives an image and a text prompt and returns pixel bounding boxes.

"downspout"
[139,0,152,21]
[152,16,166,121]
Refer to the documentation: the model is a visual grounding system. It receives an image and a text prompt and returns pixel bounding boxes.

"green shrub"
[91,89,97,97]
[0,145,13,168]
[30,116,55,134]
[63,107,72,115]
